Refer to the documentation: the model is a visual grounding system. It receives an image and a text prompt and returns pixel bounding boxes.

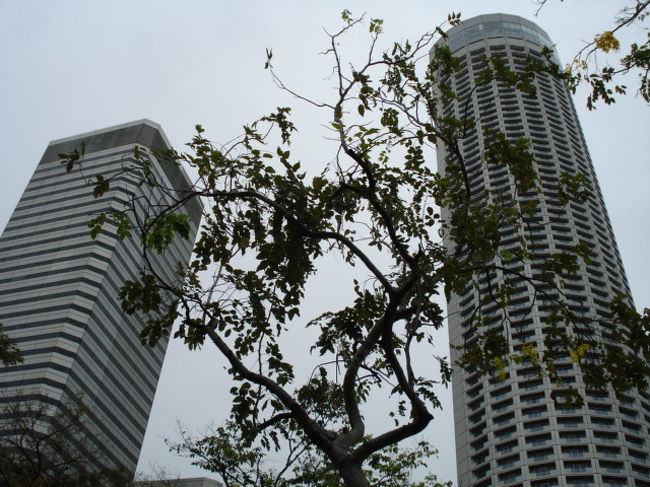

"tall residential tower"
[0,120,201,474]
[435,14,650,487]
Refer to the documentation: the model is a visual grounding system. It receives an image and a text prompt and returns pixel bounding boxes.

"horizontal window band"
[0,206,126,235]
[21,166,125,198]
[0,289,98,309]
[6,196,131,225]
[0,239,115,265]
[0,264,107,286]
[1,361,72,375]
[19,346,78,359]
[0,303,93,320]
[3,317,88,333]
[31,149,135,181]
[0,229,107,248]
[14,331,83,345]
[0,276,104,299]
[15,182,136,214]
[20,172,121,204]
[1,219,98,238]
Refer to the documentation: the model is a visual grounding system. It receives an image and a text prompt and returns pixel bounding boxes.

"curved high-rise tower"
[435,14,650,487]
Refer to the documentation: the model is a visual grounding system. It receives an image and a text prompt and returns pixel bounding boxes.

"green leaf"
[145,213,191,253]
[499,250,514,261]
[88,214,107,239]
[58,142,86,172]
[0,322,23,366]
[114,213,132,240]
[92,175,110,198]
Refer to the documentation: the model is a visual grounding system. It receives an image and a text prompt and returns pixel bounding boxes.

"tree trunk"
[339,460,370,487]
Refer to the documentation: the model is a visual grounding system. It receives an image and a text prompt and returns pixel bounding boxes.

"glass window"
[449,33,465,52]
[503,21,523,38]
[465,25,484,43]
[484,21,503,38]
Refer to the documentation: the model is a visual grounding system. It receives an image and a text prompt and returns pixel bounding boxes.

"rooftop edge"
[48,119,172,150]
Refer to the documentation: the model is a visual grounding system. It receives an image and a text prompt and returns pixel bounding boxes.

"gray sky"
[1,1,648,483]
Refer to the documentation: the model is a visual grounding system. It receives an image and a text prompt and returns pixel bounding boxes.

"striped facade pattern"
[435,14,650,487]
[0,120,201,473]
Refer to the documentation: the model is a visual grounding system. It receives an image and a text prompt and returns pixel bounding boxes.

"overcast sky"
[1,0,648,483]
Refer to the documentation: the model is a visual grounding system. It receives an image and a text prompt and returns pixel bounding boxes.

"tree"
[537,0,650,108]
[131,465,183,487]
[0,393,132,487]
[0,322,22,367]
[169,416,451,486]
[65,11,650,487]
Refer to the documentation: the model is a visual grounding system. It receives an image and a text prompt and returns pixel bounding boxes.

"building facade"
[0,120,201,474]
[435,14,650,487]
[134,477,221,487]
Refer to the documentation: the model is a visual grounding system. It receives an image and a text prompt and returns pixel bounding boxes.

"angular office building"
[0,120,201,474]
[435,14,650,487]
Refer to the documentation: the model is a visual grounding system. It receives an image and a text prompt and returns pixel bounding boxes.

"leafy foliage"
[59,142,85,173]
[171,420,452,487]
[537,0,650,107]
[145,213,191,254]
[0,322,22,366]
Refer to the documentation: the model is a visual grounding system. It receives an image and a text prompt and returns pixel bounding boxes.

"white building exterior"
[435,14,650,487]
[0,120,201,474]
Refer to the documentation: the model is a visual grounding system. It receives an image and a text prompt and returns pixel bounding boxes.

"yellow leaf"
[594,31,620,53]
[493,357,507,381]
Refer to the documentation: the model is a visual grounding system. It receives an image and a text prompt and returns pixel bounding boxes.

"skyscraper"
[435,14,650,487]
[0,120,201,474]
